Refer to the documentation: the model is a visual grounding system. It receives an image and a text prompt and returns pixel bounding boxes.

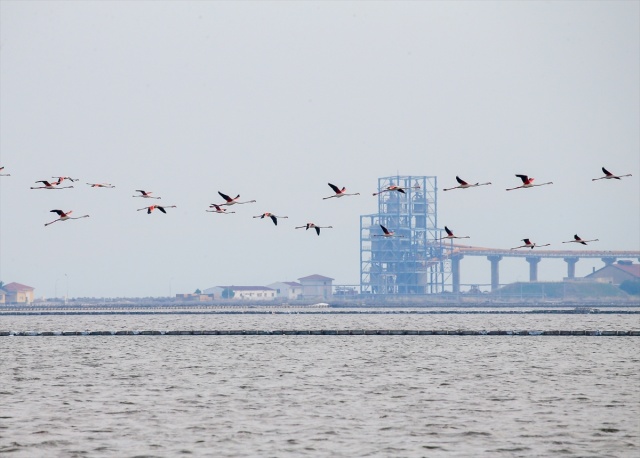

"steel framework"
[360,175,451,295]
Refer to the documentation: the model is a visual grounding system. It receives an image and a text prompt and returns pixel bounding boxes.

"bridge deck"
[449,245,640,259]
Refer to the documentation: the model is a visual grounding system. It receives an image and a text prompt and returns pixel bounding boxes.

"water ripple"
[0,316,638,457]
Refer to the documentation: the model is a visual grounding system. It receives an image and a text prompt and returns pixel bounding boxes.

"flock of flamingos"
[0,165,633,249]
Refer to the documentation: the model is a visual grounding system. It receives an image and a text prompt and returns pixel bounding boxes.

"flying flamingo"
[373,224,405,238]
[372,184,421,196]
[87,183,115,188]
[592,167,632,181]
[253,212,288,226]
[443,176,491,191]
[438,226,470,240]
[133,190,161,199]
[0,167,9,176]
[323,183,360,199]
[31,180,73,190]
[137,205,176,214]
[207,204,235,214]
[52,176,78,184]
[562,234,599,245]
[506,174,553,191]
[218,191,256,206]
[511,238,551,250]
[44,210,90,226]
[295,223,333,235]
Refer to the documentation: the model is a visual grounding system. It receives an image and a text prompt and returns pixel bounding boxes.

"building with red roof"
[1,282,35,304]
[585,261,640,285]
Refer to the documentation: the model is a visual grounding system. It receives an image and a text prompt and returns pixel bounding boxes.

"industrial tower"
[360,175,451,295]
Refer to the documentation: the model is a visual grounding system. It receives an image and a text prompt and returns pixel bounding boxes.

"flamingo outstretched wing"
[218,191,233,202]
[328,183,341,194]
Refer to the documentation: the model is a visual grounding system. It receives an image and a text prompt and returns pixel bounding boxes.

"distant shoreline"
[1,303,639,316]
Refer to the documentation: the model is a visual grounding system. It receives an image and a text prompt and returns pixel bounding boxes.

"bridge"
[445,245,640,292]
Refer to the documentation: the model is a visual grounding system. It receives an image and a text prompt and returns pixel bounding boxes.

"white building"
[298,274,334,300]
[267,282,303,300]
[203,286,277,301]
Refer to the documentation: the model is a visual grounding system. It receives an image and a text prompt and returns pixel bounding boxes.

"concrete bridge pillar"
[564,257,579,279]
[487,255,502,291]
[526,256,541,282]
[602,257,617,267]
[451,254,464,294]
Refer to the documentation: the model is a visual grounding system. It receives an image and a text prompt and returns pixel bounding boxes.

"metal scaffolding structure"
[360,175,451,295]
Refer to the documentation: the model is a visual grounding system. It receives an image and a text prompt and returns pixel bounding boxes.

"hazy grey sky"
[1,1,638,298]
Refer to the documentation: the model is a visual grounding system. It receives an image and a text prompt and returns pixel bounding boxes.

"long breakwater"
[2,329,638,336]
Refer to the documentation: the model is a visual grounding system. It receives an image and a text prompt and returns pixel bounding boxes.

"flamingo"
[592,167,632,181]
[31,180,73,190]
[511,238,551,250]
[506,174,553,191]
[0,166,9,176]
[373,224,405,238]
[133,190,161,199]
[137,205,176,214]
[562,234,599,245]
[438,226,470,240]
[443,176,491,191]
[323,183,360,199]
[87,183,115,188]
[218,191,256,206]
[45,210,89,226]
[52,176,78,184]
[206,204,235,214]
[372,184,421,196]
[253,212,288,226]
[295,223,333,235]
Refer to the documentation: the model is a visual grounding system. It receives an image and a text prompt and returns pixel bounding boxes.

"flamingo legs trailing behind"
[372,224,404,238]
[207,204,235,214]
[443,176,491,191]
[323,183,360,199]
[218,191,256,206]
[133,190,160,199]
[562,234,599,245]
[592,167,632,181]
[511,238,551,250]
[45,210,89,226]
[137,205,176,214]
[506,175,553,191]
[31,180,73,190]
[295,223,333,235]
[253,212,288,226]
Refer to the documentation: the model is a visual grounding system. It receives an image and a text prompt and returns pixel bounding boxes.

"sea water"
[1,311,638,457]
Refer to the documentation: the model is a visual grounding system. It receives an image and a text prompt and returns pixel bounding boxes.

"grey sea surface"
[1,307,639,332]
[1,311,639,457]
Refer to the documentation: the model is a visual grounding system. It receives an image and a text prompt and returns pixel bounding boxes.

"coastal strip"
[1,330,638,336]
[1,309,639,316]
